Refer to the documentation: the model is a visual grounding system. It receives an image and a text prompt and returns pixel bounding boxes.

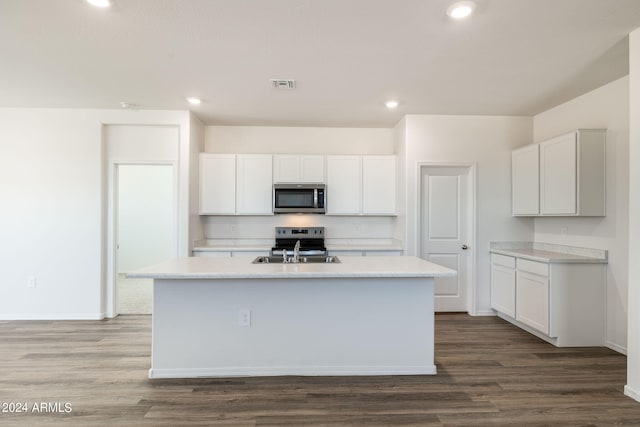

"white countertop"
[128,255,455,280]
[489,242,607,264]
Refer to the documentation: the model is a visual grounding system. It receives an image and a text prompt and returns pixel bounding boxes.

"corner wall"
[533,76,630,353]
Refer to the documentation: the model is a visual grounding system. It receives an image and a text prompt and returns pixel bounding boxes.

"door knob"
[461,245,468,250]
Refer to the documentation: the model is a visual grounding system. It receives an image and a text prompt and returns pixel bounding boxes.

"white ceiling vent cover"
[270,79,296,89]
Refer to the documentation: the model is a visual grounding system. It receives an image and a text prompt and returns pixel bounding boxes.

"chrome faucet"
[292,240,301,263]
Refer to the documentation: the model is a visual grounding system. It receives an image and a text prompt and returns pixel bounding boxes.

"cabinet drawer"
[491,253,515,268]
[517,258,548,276]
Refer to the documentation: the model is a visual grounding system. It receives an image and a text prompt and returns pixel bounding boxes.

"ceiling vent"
[270,79,296,89]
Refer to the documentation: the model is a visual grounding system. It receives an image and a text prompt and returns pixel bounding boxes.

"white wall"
[0,108,197,320]
[202,125,399,242]
[206,126,394,154]
[533,76,630,353]
[401,115,534,314]
[117,165,174,272]
[626,27,640,403]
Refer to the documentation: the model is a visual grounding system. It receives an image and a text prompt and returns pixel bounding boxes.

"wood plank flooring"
[0,314,639,426]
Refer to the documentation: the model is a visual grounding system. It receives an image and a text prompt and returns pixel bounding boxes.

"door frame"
[106,160,179,318]
[417,162,477,315]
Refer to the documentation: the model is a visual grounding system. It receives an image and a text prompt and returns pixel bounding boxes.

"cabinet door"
[540,132,577,215]
[512,145,539,215]
[199,154,236,214]
[300,155,325,182]
[273,155,325,183]
[362,155,396,215]
[236,155,273,214]
[326,156,361,214]
[516,271,549,334]
[273,155,300,183]
[491,263,516,317]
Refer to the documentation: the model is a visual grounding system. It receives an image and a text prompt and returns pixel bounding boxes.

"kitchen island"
[128,256,455,379]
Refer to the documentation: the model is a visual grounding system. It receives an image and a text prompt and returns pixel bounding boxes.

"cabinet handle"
[461,245,469,250]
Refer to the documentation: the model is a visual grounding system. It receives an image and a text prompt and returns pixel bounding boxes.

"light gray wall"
[533,76,630,353]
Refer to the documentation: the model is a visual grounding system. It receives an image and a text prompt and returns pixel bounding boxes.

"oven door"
[273,185,325,214]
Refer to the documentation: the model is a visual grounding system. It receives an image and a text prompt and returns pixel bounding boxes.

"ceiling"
[2,0,640,127]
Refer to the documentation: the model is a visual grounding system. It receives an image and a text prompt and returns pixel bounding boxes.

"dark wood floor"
[0,314,639,426]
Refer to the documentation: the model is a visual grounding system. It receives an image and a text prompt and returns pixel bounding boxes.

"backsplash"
[202,215,397,241]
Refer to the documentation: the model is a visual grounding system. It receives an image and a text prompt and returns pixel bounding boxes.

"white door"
[420,166,473,312]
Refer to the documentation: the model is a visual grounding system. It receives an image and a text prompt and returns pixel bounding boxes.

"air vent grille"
[270,79,296,89]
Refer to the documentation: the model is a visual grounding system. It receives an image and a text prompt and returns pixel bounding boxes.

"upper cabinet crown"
[273,155,324,183]
[512,129,606,217]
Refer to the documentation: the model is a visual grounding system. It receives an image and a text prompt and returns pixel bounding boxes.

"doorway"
[115,164,175,314]
[419,164,476,312]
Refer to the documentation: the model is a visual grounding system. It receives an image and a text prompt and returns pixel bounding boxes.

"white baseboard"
[472,309,496,316]
[0,313,105,320]
[624,385,640,403]
[606,340,627,355]
[149,365,438,379]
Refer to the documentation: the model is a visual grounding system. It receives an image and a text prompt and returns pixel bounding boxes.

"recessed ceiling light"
[385,100,399,109]
[186,97,202,105]
[86,0,112,8]
[447,1,476,19]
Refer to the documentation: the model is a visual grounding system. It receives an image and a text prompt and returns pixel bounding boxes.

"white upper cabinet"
[512,129,606,217]
[512,144,539,216]
[362,155,396,215]
[199,154,236,215]
[236,155,273,215]
[326,155,397,216]
[300,155,325,182]
[540,132,577,215]
[540,130,606,216]
[273,155,324,183]
[326,155,362,215]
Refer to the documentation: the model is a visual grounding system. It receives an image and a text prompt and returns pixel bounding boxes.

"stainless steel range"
[271,227,327,257]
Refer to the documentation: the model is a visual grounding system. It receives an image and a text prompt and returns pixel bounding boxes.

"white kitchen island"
[128,256,455,379]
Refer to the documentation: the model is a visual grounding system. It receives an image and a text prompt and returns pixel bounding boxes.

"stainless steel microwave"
[273,183,326,214]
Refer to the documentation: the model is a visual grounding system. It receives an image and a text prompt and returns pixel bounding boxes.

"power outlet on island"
[238,309,251,327]
[27,275,37,288]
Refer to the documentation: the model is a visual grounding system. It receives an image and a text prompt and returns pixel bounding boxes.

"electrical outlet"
[27,276,37,288]
[561,226,568,237]
[238,309,251,327]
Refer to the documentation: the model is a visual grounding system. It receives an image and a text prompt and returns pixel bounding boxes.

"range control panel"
[275,227,324,239]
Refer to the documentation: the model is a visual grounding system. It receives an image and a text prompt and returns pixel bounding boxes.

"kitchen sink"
[252,255,341,264]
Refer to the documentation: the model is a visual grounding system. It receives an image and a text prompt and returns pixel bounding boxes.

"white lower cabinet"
[490,254,516,317]
[515,269,549,335]
[490,253,605,347]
